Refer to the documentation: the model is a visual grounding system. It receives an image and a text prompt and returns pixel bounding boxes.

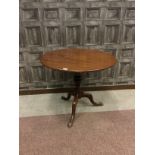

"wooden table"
[40,48,117,127]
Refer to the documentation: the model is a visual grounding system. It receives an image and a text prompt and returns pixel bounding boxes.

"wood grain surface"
[40,48,117,73]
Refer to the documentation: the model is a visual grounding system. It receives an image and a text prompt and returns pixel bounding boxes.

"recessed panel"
[26,27,42,46]
[104,25,120,43]
[125,8,135,19]
[123,24,135,43]
[46,27,60,45]
[86,8,100,19]
[65,8,80,20]
[19,67,27,83]
[22,9,39,20]
[119,62,131,77]
[29,52,42,62]
[44,8,59,20]
[19,53,24,62]
[30,66,45,82]
[66,26,81,45]
[106,8,121,19]
[121,48,134,58]
[19,31,26,47]
[86,25,99,44]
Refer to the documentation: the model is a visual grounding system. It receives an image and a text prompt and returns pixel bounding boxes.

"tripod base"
[61,74,103,128]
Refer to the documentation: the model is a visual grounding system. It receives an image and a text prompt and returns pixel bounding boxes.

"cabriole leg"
[67,94,78,128]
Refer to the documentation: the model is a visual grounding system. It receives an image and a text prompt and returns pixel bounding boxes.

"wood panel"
[106,7,121,20]
[22,8,39,21]
[44,8,59,20]
[123,24,135,43]
[19,0,135,90]
[25,26,42,46]
[66,26,81,45]
[104,24,120,44]
[19,67,28,83]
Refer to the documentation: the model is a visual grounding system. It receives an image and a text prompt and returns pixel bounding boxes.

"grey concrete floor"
[19,89,135,117]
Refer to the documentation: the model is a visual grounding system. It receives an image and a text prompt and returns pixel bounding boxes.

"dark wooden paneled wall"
[19,0,135,90]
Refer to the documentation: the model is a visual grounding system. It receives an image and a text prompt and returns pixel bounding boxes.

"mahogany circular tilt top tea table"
[40,48,117,128]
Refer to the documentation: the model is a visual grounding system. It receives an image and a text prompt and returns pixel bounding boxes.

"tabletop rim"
[40,48,117,73]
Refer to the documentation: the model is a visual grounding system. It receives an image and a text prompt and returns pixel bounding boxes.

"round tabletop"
[40,48,117,73]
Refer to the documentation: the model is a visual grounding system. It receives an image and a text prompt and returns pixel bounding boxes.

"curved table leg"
[67,94,78,128]
[61,93,72,101]
[81,92,103,106]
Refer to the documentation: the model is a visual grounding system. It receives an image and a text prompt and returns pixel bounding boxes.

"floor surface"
[20,110,135,155]
[19,89,135,117]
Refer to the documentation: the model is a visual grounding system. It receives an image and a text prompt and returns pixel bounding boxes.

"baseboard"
[19,84,135,95]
